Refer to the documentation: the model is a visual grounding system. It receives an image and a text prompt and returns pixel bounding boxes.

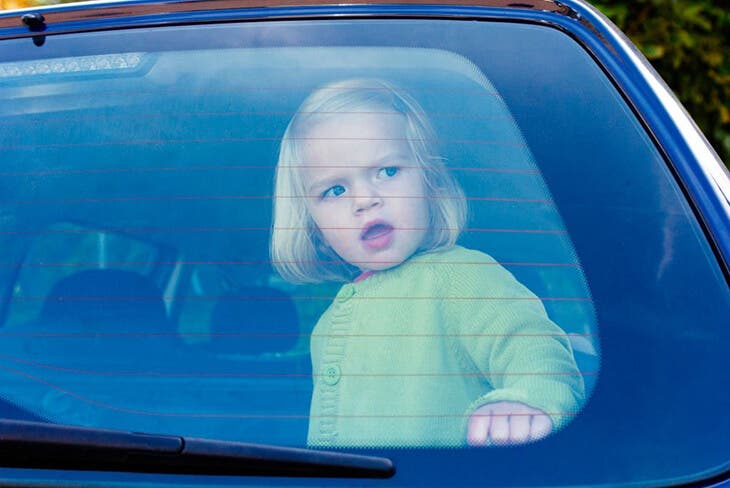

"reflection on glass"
[0,42,601,449]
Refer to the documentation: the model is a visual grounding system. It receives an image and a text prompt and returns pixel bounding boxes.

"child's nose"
[352,185,382,214]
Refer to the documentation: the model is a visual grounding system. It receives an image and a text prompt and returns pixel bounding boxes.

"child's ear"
[316,235,333,255]
[316,242,333,260]
[311,225,331,252]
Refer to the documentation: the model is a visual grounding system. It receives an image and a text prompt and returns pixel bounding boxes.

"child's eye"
[377,166,399,179]
[321,184,346,199]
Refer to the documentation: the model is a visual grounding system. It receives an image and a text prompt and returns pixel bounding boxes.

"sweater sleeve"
[437,250,586,431]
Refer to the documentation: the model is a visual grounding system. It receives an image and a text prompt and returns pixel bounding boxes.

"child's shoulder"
[356,246,506,295]
[411,245,497,266]
[409,245,524,294]
[404,245,504,288]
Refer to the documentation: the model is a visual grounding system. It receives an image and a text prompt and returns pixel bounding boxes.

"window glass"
[0,19,727,486]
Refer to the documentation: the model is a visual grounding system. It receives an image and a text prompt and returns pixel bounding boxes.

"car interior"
[0,44,599,446]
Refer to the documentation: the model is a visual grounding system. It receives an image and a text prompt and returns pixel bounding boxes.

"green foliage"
[593,0,730,167]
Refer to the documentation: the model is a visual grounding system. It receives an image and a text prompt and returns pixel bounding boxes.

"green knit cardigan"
[307,245,586,447]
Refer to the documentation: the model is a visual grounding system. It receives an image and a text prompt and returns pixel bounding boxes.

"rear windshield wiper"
[0,419,395,478]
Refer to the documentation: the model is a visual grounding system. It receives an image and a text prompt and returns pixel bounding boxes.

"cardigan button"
[322,364,341,385]
[337,284,355,303]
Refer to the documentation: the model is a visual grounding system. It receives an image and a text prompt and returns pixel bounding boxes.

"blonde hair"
[270,78,467,283]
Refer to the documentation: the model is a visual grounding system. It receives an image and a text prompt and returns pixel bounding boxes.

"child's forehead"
[303,110,407,148]
[300,110,406,135]
[300,138,413,170]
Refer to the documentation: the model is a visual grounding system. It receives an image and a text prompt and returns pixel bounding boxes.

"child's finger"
[529,413,553,441]
[488,411,510,444]
[507,412,531,443]
[466,409,492,446]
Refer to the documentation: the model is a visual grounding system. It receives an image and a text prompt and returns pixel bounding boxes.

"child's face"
[301,111,429,272]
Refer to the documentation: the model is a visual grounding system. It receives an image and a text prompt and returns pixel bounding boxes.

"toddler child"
[270,78,585,447]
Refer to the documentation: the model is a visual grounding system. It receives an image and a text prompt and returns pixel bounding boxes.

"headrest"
[39,269,167,331]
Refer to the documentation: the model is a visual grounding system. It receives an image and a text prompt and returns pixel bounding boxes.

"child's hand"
[467,401,552,446]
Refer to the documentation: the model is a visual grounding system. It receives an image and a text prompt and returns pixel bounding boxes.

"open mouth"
[360,221,394,250]
[361,222,393,240]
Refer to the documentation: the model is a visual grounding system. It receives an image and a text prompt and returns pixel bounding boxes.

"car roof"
[0,0,581,30]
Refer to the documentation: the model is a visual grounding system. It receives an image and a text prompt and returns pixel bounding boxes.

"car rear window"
[0,18,728,486]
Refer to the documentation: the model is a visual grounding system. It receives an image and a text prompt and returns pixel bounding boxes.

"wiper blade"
[0,419,395,478]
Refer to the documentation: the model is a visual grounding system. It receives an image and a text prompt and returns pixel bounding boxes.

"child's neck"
[354,269,377,283]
